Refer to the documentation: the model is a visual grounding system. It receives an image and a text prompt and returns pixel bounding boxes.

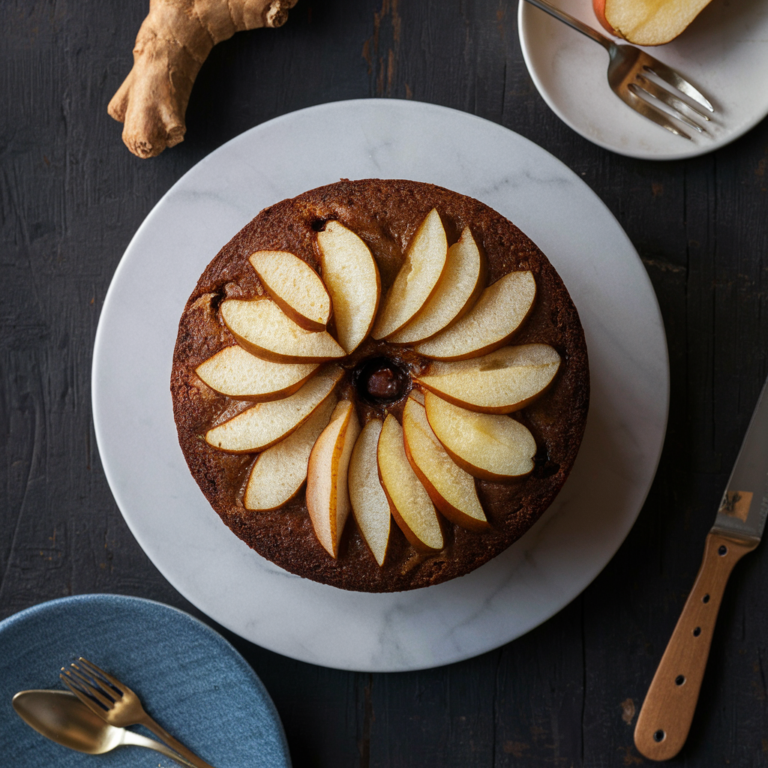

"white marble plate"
[519,0,768,160]
[92,99,668,672]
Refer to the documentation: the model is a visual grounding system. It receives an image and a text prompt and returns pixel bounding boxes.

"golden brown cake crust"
[171,179,589,591]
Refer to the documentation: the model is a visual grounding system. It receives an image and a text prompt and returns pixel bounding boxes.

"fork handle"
[522,0,613,50]
[121,728,199,768]
[138,714,218,768]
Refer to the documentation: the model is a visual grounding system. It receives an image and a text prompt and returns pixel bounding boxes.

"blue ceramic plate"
[0,594,291,767]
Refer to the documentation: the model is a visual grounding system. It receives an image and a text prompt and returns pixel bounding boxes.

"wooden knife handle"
[634,531,757,761]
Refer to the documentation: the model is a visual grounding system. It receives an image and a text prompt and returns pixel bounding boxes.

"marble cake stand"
[92,99,668,672]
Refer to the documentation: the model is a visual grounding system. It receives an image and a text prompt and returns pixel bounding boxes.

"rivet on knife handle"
[634,531,757,760]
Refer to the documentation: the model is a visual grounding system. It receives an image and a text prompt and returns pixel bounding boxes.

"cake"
[171,179,589,592]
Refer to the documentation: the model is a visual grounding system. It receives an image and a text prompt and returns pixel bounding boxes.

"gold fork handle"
[138,714,218,768]
[634,532,757,760]
[120,728,199,768]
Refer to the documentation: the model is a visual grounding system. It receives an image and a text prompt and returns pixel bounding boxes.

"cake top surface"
[171,179,589,591]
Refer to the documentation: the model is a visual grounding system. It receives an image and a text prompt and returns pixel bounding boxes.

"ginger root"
[109,0,298,159]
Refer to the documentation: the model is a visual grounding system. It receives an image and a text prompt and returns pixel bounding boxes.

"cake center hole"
[356,358,409,405]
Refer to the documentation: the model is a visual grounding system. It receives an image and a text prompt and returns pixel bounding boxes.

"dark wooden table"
[3,1,768,765]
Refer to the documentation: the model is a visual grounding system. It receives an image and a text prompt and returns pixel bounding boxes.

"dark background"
[2,1,768,765]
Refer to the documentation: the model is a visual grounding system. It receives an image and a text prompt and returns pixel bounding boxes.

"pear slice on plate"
[196,345,319,401]
[316,221,381,354]
[371,209,448,340]
[416,344,560,413]
[306,400,361,558]
[377,414,444,552]
[402,394,488,531]
[388,227,486,345]
[221,298,345,364]
[244,394,338,511]
[250,250,331,331]
[348,419,392,566]
[594,0,712,45]
[415,271,536,360]
[424,392,537,482]
[205,366,342,453]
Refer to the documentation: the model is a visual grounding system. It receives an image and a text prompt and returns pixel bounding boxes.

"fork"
[523,0,715,139]
[60,657,216,768]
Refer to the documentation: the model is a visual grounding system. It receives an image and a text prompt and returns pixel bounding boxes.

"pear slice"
[316,221,381,354]
[205,366,342,453]
[348,419,391,566]
[371,209,448,340]
[402,395,488,531]
[377,414,444,552]
[424,392,537,482]
[221,298,345,364]
[416,344,561,414]
[415,271,536,360]
[594,0,713,46]
[244,394,338,511]
[250,250,332,331]
[388,227,486,345]
[306,400,361,558]
[196,346,319,401]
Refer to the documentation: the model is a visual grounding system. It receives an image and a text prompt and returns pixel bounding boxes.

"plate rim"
[518,1,768,161]
[91,98,670,671]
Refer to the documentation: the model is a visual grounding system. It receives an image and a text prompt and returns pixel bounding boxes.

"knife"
[635,375,768,761]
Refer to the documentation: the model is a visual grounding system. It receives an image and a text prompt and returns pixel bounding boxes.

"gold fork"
[60,657,216,768]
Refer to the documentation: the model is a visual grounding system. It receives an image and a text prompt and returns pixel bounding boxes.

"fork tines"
[643,62,714,113]
[631,74,712,135]
[627,62,715,139]
[60,657,123,707]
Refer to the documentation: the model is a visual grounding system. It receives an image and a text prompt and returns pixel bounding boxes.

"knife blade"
[712,377,768,543]
[635,374,768,761]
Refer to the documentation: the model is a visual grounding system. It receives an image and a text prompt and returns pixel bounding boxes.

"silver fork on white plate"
[523,0,715,139]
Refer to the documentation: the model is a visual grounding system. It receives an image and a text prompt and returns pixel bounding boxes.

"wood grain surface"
[2,1,768,765]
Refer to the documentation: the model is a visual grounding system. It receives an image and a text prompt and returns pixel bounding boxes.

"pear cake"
[171,179,589,592]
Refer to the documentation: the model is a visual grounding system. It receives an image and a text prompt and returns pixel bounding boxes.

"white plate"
[519,0,768,160]
[92,99,668,672]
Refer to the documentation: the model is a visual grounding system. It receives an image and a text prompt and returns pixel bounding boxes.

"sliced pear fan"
[244,394,338,511]
[196,346,319,401]
[306,400,361,558]
[389,227,485,345]
[200,209,551,565]
[416,344,560,414]
[250,250,332,331]
[348,419,392,566]
[424,392,537,482]
[377,414,444,552]
[205,366,342,453]
[371,209,448,340]
[317,221,381,354]
[402,395,488,531]
[415,271,536,360]
[221,298,345,364]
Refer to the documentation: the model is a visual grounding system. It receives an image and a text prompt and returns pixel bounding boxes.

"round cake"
[171,179,589,592]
